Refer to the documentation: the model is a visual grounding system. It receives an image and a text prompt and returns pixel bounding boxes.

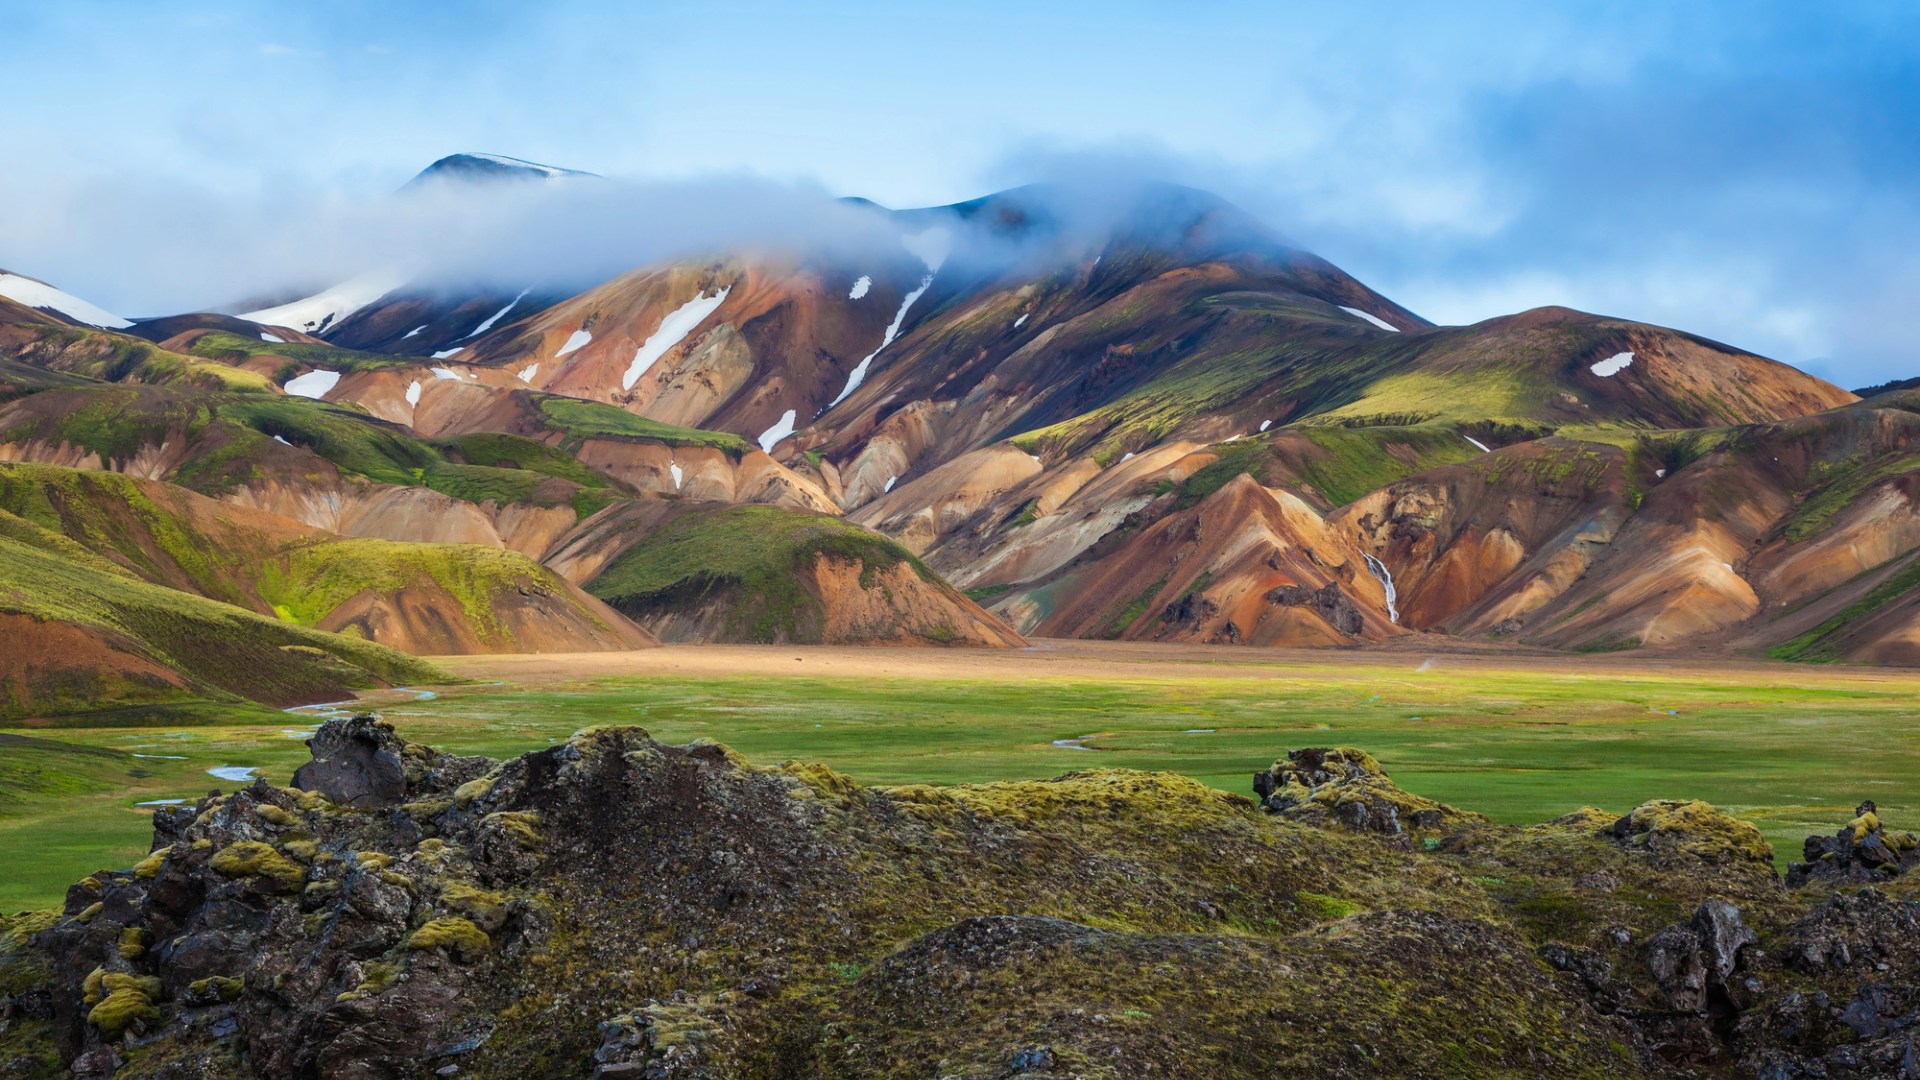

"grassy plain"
[5,642,1919,912]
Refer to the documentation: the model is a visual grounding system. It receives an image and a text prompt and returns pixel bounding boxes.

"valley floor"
[6,639,1920,912]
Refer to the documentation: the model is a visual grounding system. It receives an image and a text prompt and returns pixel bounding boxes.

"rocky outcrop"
[291,714,490,810]
[1787,801,1920,888]
[8,723,1920,1079]
[1253,746,1483,835]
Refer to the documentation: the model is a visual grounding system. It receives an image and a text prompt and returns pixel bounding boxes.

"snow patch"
[556,329,593,357]
[0,272,133,328]
[848,275,871,300]
[668,460,683,490]
[1591,351,1634,377]
[430,367,462,380]
[830,274,932,408]
[239,270,405,335]
[405,380,422,407]
[517,363,538,383]
[903,226,952,272]
[463,153,575,179]
[259,332,284,343]
[402,325,426,339]
[884,475,897,492]
[1259,420,1273,432]
[1119,452,1135,463]
[757,409,797,453]
[465,288,530,338]
[623,287,730,390]
[431,347,463,359]
[1464,435,1491,453]
[1362,553,1400,624]
[1655,468,1666,478]
[1339,305,1399,332]
[272,435,291,445]
[282,369,340,399]
[1014,313,1028,328]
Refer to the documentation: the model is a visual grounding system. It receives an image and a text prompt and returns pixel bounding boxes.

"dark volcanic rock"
[1253,746,1480,835]
[291,713,489,809]
[1265,582,1365,635]
[1787,801,1920,888]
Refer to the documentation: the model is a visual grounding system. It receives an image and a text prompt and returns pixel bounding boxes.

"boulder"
[1787,801,1920,888]
[1253,747,1481,835]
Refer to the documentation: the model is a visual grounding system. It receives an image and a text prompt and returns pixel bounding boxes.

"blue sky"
[7,1,1917,386]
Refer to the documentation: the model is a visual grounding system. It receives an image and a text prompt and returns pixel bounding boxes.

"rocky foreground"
[3,722,1918,1079]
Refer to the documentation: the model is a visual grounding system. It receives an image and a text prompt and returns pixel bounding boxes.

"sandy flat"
[431,639,1920,690]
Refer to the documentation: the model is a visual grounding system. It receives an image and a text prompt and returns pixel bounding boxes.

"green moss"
[187,975,245,1003]
[453,775,496,808]
[406,917,491,960]
[442,882,509,927]
[484,811,543,849]
[1609,799,1774,867]
[88,986,163,1037]
[208,841,307,891]
[335,961,400,1002]
[1295,892,1363,921]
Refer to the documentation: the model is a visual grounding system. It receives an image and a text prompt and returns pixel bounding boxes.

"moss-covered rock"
[1603,799,1775,870]
[406,917,490,961]
[1254,746,1483,835]
[207,840,307,891]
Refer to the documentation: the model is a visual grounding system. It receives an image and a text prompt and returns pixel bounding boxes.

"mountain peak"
[403,152,596,190]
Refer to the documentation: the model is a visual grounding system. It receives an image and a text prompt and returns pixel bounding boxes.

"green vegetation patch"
[1771,552,1920,663]
[587,506,936,642]
[183,330,410,376]
[535,394,753,455]
[257,538,566,644]
[0,532,444,723]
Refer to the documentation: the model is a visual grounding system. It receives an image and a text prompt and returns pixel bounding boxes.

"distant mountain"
[12,164,1920,682]
[402,151,597,189]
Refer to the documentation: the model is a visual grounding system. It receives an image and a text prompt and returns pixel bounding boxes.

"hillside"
[0,461,654,656]
[568,503,1025,646]
[0,520,443,723]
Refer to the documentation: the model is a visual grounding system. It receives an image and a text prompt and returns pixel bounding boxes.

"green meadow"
[5,652,1919,912]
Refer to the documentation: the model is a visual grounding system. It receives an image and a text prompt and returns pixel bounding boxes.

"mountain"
[0,271,131,329]
[401,151,597,189]
[6,166,1913,684]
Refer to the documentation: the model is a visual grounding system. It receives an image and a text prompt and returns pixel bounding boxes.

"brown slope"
[1028,473,1398,646]
[305,370,837,512]
[1333,439,1637,633]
